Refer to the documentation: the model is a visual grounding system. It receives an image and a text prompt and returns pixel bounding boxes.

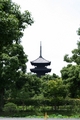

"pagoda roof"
[31,56,51,66]
[30,66,51,72]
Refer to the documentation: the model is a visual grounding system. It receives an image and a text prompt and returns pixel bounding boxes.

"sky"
[12,0,80,76]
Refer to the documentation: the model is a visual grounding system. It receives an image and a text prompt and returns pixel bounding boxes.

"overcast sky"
[12,0,80,76]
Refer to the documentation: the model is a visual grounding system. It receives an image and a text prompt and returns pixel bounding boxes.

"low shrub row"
[2,98,80,117]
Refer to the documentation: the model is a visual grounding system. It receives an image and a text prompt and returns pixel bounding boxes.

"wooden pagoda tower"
[30,42,51,77]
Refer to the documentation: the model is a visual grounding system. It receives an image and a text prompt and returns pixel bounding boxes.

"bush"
[3,102,18,113]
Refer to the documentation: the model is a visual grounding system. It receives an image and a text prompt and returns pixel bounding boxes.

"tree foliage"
[41,73,60,81]
[0,0,33,110]
[64,41,80,65]
[0,0,33,48]
[43,78,67,99]
[61,28,80,98]
[61,64,80,98]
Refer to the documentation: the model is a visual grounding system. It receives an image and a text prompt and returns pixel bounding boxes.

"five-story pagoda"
[30,42,51,77]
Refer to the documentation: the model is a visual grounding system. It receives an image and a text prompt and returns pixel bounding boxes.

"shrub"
[3,102,18,113]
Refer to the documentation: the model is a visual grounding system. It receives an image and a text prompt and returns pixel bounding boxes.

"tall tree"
[61,28,80,98]
[0,0,33,111]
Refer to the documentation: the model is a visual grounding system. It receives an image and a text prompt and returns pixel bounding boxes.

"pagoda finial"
[40,41,42,57]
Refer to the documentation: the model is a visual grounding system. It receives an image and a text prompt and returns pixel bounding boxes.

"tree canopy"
[0,0,33,48]
[0,0,34,111]
[61,28,80,98]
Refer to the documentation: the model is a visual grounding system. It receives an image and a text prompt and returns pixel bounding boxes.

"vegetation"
[0,0,80,118]
[0,0,33,111]
[61,30,80,98]
[1,74,80,118]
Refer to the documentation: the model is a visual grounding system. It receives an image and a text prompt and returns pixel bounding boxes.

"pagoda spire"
[40,41,42,57]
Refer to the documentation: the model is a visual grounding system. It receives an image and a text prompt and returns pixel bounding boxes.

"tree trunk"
[54,105,57,111]
[0,88,4,112]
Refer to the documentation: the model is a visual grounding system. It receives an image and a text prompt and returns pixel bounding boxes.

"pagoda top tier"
[31,56,51,66]
[30,42,51,66]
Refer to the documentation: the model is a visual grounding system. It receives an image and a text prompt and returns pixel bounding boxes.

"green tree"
[43,79,67,110]
[61,64,80,98]
[0,0,33,48]
[41,73,60,81]
[23,74,42,98]
[8,74,42,107]
[64,41,80,64]
[61,28,80,98]
[0,0,33,111]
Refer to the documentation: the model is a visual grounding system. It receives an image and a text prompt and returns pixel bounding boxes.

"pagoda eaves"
[31,56,51,66]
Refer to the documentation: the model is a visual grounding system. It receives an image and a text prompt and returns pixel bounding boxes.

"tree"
[41,73,60,81]
[0,0,33,111]
[43,79,67,110]
[64,41,80,64]
[61,28,80,98]
[0,0,33,48]
[24,74,42,98]
[61,64,80,98]
[6,74,42,107]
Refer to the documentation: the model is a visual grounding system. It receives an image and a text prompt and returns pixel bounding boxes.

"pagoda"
[30,42,51,77]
